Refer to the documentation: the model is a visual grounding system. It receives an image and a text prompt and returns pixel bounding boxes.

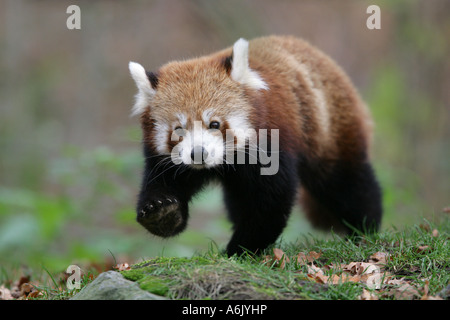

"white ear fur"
[129,61,155,116]
[230,38,268,91]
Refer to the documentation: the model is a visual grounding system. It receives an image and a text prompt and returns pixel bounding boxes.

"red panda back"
[247,36,373,162]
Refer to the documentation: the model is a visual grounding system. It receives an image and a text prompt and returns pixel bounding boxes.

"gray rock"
[71,271,166,300]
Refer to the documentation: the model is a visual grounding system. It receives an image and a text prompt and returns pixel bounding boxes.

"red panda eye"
[174,126,185,136]
[209,121,220,129]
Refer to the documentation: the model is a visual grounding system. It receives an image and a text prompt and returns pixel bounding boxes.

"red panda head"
[129,38,268,169]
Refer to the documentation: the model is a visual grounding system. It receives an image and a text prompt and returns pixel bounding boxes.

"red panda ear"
[230,38,268,91]
[129,61,156,116]
[146,71,159,90]
[223,55,233,75]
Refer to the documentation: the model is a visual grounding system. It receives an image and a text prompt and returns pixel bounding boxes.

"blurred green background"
[0,0,449,273]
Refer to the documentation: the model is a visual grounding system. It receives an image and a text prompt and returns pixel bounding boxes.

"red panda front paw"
[139,197,178,216]
[137,196,186,237]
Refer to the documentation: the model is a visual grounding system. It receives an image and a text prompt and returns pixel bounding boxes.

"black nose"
[191,146,208,163]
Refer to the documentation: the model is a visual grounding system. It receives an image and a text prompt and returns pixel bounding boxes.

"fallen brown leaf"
[359,288,378,300]
[307,251,322,261]
[416,245,431,253]
[306,265,328,284]
[21,282,34,296]
[307,264,322,275]
[10,286,21,299]
[385,277,406,286]
[0,285,14,300]
[273,248,290,269]
[345,262,380,276]
[421,294,444,300]
[114,263,131,271]
[262,255,273,265]
[326,263,347,272]
[27,290,43,299]
[330,273,361,285]
[381,278,422,300]
[296,252,308,265]
[393,240,401,247]
[273,248,285,261]
[365,272,384,289]
[393,283,421,300]
[262,248,291,269]
[19,282,43,299]
[423,280,430,296]
[261,247,439,300]
[17,276,30,288]
[369,251,389,265]
[296,251,321,265]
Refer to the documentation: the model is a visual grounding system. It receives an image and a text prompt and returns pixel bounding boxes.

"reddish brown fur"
[149,36,372,158]
[140,35,377,235]
[243,37,374,230]
[248,36,372,160]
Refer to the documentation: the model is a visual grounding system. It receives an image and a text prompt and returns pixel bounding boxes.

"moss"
[120,256,215,297]
[137,276,170,296]
[120,268,147,282]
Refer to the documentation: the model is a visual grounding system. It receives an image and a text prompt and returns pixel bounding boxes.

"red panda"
[129,35,382,256]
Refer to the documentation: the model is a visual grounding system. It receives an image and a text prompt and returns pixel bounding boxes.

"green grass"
[3,217,448,300]
[113,218,449,300]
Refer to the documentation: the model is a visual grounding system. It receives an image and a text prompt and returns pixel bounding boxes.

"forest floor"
[1,217,449,300]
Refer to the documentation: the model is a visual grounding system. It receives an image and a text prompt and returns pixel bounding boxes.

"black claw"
[139,197,179,218]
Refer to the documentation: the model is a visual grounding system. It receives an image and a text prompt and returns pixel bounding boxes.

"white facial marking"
[226,112,253,149]
[176,113,188,128]
[171,121,224,168]
[201,109,214,124]
[154,121,170,154]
